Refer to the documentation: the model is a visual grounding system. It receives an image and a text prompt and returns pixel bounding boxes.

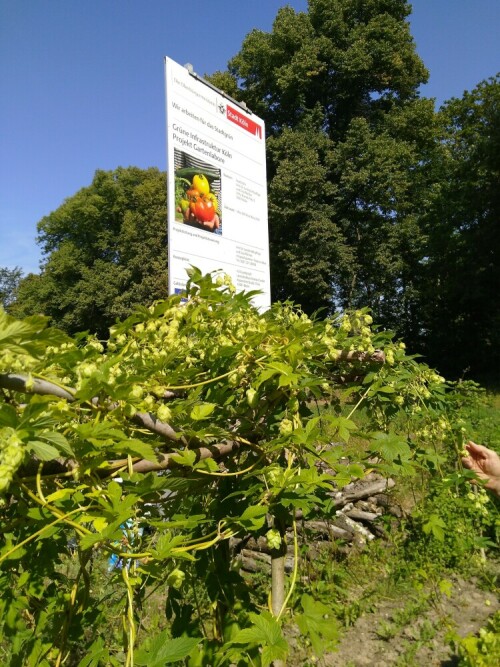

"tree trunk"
[270,522,287,667]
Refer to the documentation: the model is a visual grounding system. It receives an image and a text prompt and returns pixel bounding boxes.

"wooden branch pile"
[231,474,402,574]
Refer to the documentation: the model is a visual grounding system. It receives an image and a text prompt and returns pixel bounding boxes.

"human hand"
[461,441,500,496]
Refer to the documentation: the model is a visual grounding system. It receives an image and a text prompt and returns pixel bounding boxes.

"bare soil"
[321,571,499,666]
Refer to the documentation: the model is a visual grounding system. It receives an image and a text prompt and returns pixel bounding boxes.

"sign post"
[165,57,271,309]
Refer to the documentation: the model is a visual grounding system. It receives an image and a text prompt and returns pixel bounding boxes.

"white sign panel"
[165,56,271,309]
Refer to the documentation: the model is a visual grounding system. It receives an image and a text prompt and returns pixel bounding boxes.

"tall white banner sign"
[165,57,271,309]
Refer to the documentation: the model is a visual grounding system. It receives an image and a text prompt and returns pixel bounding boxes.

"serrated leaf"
[114,438,157,462]
[0,316,38,345]
[228,612,287,667]
[75,422,128,441]
[296,594,339,656]
[45,488,77,503]
[26,440,60,461]
[370,432,411,462]
[235,505,268,531]
[190,403,216,420]
[268,362,294,375]
[439,578,453,597]
[153,532,187,559]
[134,632,200,666]
[278,372,299,388]
[194,457,219,472]
[39,431,74,456]
[329,416,356,443]
[255,367,279,387]
[261,643,289,667]
[79,532,104,550]
[305,416,321,436]
[423,514,446,542]
[90,516,108,532]
[171,449,197,467]
[344,463,365,479]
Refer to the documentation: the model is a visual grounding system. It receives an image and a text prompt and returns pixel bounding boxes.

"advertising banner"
[164,57,271,309]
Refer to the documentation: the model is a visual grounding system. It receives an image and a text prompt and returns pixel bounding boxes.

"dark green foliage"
[212,0,436,338]
[13,167,168,338]
[0,267,23,310]
[210,2,499,382]
[418,75,500,380]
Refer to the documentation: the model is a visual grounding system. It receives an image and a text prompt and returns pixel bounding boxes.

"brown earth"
[319,572,499,667]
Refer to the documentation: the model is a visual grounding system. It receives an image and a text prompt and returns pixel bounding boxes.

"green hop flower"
[167,568,185,589]
[266,529,282,551]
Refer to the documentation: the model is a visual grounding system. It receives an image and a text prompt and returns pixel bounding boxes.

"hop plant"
[0,428,25,493]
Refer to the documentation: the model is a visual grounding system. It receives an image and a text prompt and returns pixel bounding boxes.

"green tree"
[419,75,500,380]
[0,266,23,309]
[13,167,168,337]
[210,0,438,341]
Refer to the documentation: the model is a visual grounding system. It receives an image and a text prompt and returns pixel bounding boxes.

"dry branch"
[331,477,395,506]
[335,349,385,363]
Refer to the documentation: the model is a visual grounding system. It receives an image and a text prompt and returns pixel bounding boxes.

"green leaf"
[0,403,18,427]
[194,457,219,472]
[135,631,200,666]
[370,432,411,462]
[153,532,189,559]
[255,368,279,387]
[79,532,104,550]
[77,638,110,666]
[278,371,299,388]
[235,505,268,531]
[114,438,157,462]
[171,449,197,467]
[344,463,365,479]
[423,514,446,542]
[190,403,216,420]
[296,594,339,656]
[268,362,294,375]
[228,612,288,667]
[39,430,74,456]
[328,416,357,443]
[26,440,60,461]
[439,578,453,598]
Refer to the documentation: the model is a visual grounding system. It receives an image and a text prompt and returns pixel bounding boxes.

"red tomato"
[193,197,216,222]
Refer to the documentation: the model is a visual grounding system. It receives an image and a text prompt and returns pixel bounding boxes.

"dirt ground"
[321,572,499,666]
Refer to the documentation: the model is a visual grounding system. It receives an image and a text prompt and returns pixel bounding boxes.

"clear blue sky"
[1,0,499,275]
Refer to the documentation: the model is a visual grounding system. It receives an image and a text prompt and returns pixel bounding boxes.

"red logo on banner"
[226,104,262,138]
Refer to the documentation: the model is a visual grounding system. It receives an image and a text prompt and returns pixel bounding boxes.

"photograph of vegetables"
[174,149,222,234]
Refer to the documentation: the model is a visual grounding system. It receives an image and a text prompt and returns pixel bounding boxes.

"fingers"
[465,441,489,459]
[461,456,473,470]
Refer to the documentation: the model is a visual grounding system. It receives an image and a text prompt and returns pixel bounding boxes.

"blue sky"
[1,0,499,275]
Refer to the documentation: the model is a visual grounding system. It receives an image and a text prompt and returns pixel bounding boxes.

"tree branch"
[335,349,385,363]
[0,372,185,445]
[18,440,241,478]
[115,440,240,474]
[0,373,75,401]
[130,411,187,445]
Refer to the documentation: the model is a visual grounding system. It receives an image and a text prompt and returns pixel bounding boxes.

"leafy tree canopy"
[13,167,168,338]
[0,266,23,309]
[419,74,500,380]
[209,0,436,337]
